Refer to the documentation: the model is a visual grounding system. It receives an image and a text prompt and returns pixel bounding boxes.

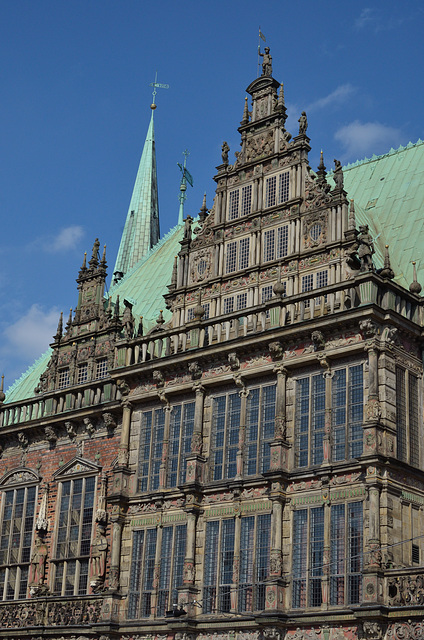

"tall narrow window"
[296,374,325,467]
[95,357,108,379]
[396,368,420,466]
[239,238,250,269]
[347,502,363,603]
[168,402,195,487]
[331,504,363,605]
[203,515,270,614]
[278,172,290,203]
[292,506,324,608]
[245,384,276,475]
[53,476,95,596]
[77,363,88,385]
[157,525,187,616]
[332,365,364,461]
[137,408,165,492]
[58,368,70,389]
[265,176,277,208]
[211,392,241,480]
[225,238,250,273]
[229,190,240,221]
[0,485,37,601]
[241,185,252,216]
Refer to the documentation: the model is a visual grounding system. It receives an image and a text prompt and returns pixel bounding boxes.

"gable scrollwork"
[53,456,101,480]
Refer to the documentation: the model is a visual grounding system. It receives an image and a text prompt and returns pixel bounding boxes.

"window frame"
[263,224,289,263]
[225,237,250,274]
[228,185,252,220]
[0,476,38,601]
[396,366,420,466]
[52,473,97,597]
[265,171,290,209]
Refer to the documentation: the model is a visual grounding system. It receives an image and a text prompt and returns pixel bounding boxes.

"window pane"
[265,176,276,208]
[229,190,240,220]
[241,185,252,216]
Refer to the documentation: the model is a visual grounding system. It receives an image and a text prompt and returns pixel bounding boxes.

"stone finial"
[113,295,120,320]
[316,150,327,185]
[169,255,178,290]
[273,264,285,298]
[0,375,5,405]
[409,261,422,294]
[80,251,87,273]
[100,244,107,266]
[241,96,249,125]
[380,245,394,279]
[199,193,208,223]
[65,308,73,333]
[349,199,356,230]
[277,83,285,111]
[193,290,205,320]
[54,312,63,343]
[156,309,165,325]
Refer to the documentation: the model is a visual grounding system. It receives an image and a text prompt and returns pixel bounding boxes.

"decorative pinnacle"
[316,150,327,183]
[199,193,208,223]
[277,83,285,110]
[409,261,422,295]
[380,245,394,279]
[65,308,73,332]
[101,244,107,265]
[273,263,285,298]
[54,312,63,343]
[114,296,120,320]
[241,96,249,125]
[137,316,144,337]
[348,199,356,230]
[0,375,5,404]
[194,289,205,320]
[81,252,87,271]
[156,310,165,325]
[170,255,178,288]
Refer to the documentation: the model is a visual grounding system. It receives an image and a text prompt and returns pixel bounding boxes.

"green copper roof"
[108,222,184,330]
[113,110,160,278]
[340,139,424,290]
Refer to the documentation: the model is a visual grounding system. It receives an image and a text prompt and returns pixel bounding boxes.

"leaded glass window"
[137,408,165,492]
[292,506,324,608]
[58,367,70,389]
[203,515,270,614]
[228,186,252,220]
[241,185,252,216]
[396,367,420,466]
[265,172,290,208]
[167,402,195,487]
[0,485,37,600]
[332,365,364,461]
[265,176,277,208]
[263,225,289,262]
[77,363,88,385]
[229,190,240,221]
[128,525,186,619]
[245,384,276,475]
[95,357,108,379]
[296,374,325,467]
[211,392,241,480]
[225,238,250,273]
[53,476,95,596]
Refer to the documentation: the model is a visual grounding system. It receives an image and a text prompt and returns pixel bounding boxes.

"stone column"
[151,523,163,617]
[269,364,290,472]
[266,482,286,611]
[109,510,124,591]
[363,344,382,456]
[236,385,249,479]
[186,383,206,485]
[231,510,242,612]
[363,466,382,604]
[179,504,201,616]
[321,493,331,608]
[321,358,332,465]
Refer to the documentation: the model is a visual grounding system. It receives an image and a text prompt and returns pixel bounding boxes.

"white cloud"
[355,8,375,29]
[47,225,84,252]
[334,120,404,162]
[307,84,356,112]
[3,304,59,360]
[28,225,84,253]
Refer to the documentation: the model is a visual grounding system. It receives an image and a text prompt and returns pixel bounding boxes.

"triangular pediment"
[53,456,100,479]
[0,467,40,487]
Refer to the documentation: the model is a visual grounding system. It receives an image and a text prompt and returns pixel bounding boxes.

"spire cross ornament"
[149,71,169,108]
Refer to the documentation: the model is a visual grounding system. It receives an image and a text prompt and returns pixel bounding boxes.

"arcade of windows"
[58,358,109,389]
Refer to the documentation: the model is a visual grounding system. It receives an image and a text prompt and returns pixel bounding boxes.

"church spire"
[113,101,160,284]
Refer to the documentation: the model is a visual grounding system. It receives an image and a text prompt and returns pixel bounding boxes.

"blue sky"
[0,0,423,386]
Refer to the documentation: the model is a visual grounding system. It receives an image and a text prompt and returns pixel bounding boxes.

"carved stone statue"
[357,224,375,271]
[221,141,229,164]
[298,111,308,134]
[259,47,272,76]
[333,159,344,189]
[29,536,48,589]
[183,215,193,241]
[122,299,134,339]
[90,524,107,592]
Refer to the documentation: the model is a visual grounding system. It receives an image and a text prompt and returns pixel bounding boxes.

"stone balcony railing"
[386,567,424,607]
[115,273,423,369]
[0,377,119,429]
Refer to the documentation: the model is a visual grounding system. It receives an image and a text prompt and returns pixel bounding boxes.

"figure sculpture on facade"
[28,536,48,593]
[298,111,308,135]
[90,524,108,592]
[183,215,193,241]
[122,299,134,339]
[333,159,344,189]
[259,47,272,76]
[357,224,375,271]
[221,141,229,165]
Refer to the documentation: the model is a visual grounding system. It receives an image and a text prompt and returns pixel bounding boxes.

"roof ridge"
[5,348,52,397]
[108,222,184,296]
[342,138,424,172]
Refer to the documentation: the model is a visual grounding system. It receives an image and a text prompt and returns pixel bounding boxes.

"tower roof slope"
[340,140,424,288]
[113,110,160,279]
